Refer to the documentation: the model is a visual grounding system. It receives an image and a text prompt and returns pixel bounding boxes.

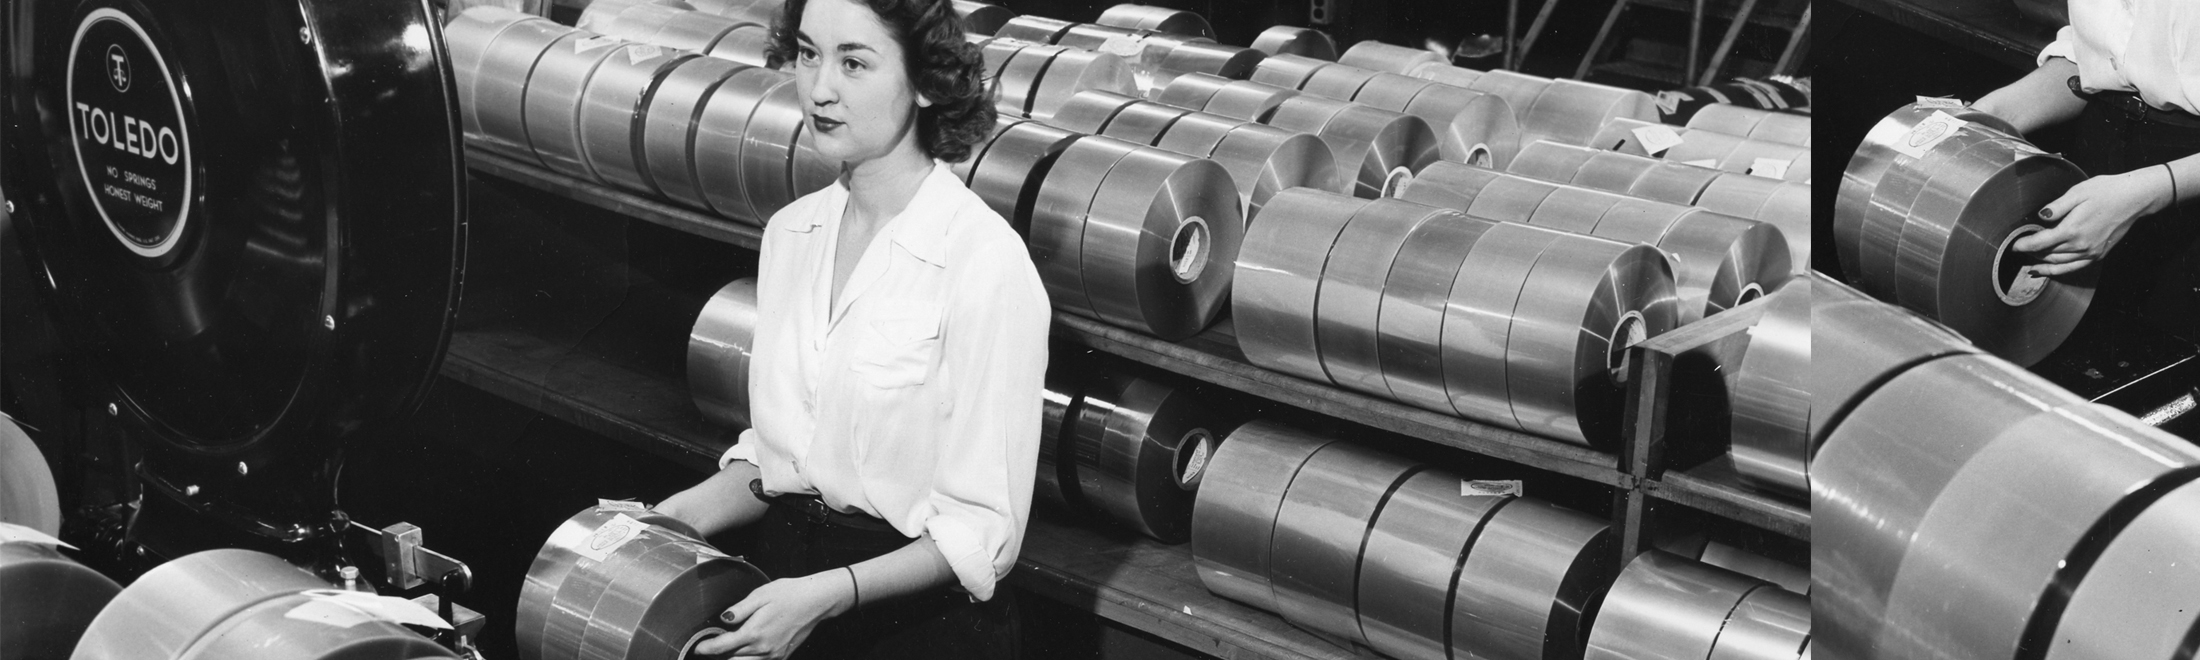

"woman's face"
[792,0,931,169]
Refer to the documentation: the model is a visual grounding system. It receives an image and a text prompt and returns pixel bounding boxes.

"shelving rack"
[451,139,1806,658]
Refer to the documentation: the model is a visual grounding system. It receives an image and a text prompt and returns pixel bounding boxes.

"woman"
[653,0,1049,657]
[1970,0,2199,282]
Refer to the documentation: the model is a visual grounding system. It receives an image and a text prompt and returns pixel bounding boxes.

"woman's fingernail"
[2037,208,2053,219]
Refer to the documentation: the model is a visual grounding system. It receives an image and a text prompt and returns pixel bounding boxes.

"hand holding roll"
[2015,165,2177,275]
[693,573,856,659]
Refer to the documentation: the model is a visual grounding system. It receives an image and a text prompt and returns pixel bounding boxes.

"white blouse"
[2037,0,2200,115]
[720,161,1052,600]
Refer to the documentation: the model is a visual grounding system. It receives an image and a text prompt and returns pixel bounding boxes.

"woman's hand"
[2014,167,2175,276]
[1970,57,2088,135]
[690,572,857,659]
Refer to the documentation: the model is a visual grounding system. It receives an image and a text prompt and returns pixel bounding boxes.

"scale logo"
[106,43,129,92]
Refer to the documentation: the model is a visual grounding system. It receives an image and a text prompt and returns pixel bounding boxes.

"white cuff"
[2037,26,2077,68]
[718,428,759,471]
[924,514,1001,601]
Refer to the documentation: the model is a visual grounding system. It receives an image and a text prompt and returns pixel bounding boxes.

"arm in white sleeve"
[920,239,1052,601]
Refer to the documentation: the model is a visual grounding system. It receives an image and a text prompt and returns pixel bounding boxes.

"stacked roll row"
[1509,140,1810,269]
[1811,274,2200,660]
[1235,188,1681,450]
[1834,103,2089,366]
[1195,420,1617,660]
[1340,41,1660,150]
[1591,118,1812,183]
[1035,355,1233,544]
[68,549,458,660]
[449,7,836,226]
[1586,551,1811,660]
[1234,54,1522,167]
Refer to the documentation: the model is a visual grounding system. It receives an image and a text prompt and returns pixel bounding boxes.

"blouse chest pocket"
[849,301,943,390]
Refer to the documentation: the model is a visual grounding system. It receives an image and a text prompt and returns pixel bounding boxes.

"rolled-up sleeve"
[922,234,1052,601]
[2038,25,2078,67]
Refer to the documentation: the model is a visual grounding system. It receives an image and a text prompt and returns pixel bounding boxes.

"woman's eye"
[842,57,866,73]
[797,47,818,64]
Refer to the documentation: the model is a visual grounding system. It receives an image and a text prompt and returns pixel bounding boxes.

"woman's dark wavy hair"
[766,0,997,163]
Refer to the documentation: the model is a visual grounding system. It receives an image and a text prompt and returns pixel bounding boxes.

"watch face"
[68,7,194,258]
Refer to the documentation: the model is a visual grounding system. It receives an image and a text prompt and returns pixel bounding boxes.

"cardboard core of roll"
[1607,310,1647,386]
[1171,215,1211,284]
[1174,429,1215,490]
[1993,224,2049,307]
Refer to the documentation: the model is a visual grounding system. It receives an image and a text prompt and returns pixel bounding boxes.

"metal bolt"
[106,402,118,416]
[4,200,13,214]
[298,27,312,44]
[323,315,336,330]
[184,484,200,497]
[237,462,249,475]
[134,545,146,556]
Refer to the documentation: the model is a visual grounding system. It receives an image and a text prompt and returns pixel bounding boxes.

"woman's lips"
[812,115,845,133]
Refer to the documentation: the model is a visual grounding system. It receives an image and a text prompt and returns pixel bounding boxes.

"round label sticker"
[67,8,192,258]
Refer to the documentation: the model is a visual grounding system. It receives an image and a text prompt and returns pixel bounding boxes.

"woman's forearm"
[654,460,771,537]
[841,535,958,609]
[1973,57,2089,135]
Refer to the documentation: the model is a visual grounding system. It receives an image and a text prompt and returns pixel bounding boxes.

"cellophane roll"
[1268,443,1420,642]
[1583,551,1764,660]
[1,536,119,660]
[1191,420,1334,613]
[951,1,1016,35]
[1076,146,1243,340]
[1729,277,1811,496]
[1806,273,1976,455]
[0,417,60,535]
[1067,369,1228,543]
[688,277,759,428]
[1249,26,1336,61]
[1234,188,1373,384]
[71,549,456,660]
[1450,497,1617,660]
[520,505,769,660]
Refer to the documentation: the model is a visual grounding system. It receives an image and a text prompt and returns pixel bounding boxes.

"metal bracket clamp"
[347,520,473,593]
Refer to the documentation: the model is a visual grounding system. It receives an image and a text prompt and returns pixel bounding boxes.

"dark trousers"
[747,500,1021,660]
[2071,94,2200,340]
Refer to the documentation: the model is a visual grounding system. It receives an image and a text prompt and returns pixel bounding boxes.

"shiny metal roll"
[1152,110,1242,159]
[1270,442,1421,642]
[1876,400,2200,660]
[1097,3,1214,39]
[993,15,1074,43]
[0,418,60,535]
[1339,40,1444,74]
[643,57,748,209]
[1035,369,1086,513]
[1572,151,1659,193]
[1586,116,1669,156]
[1055,23,1160,62]
[1729,278,1810,495]
[693,0,775,24]
[1376,211,1499,413]
[1455,498,1617,660]
[1440,222,1568,426]
[1098,100,1191,146]
[1688,103,1811,148]
[475,19,571,159]
[969,120,1082,233]
[1698,173,1810,268]
[1234,188,1371,382]
[1810,355,2065,660]
[71,549,453,660]
[1834,104,2018,282]
[1031,136,1143,314]
[1507,236,1679,448]
[1526,186,1622,233]
[1249,53,1331,90]
[526,31,626,178]
[1583,551,1763,660]
[1032,50,1137,121]
[448,7,541,140]
[1080,146,1241,340]
[1522,78,1658,147]
[979,38,1025,85]
[706,23,773,66]
[1462,173,1557,223]
[1154,72,1234,109]
[1853,120,2018,297]
[1157,41,1264,80]
[951,115,1012,183]
[1463,69,1552,129]
[1628,161,1722,204]
[1318,199,1449,397]
[1191,420,1336,612]
[524,507,767,660]
[1806,275,1974,451]
[1707,585,1810,660]
[1413,61,1482,88]
[1201,80,1300,122]
[687,277,758,428]
[1698,541,1809,595]
[1348,71,1433,111]
[951,0,1016,36]
[1652,209,1791,319]
[738,79,805,219]
[1,539,119,660]
[1279,99,1440,199]
[1714,138,1808,182]
[642,9,748,53]
[694,66,790,223]
[1207,122,1343,222]
[1507,137,1597,181]
[1047,90,1143,134]
[2045,477,2200,660]
[1250,26,1337,61]
[575,0,643,34]
[581,44,694,192]
[584,3,739,53]
[996,44,1067,117]
[1887,137,2090,366]
[1355,469,1508,660]
[1076,374,1221,543]
[1395,159,1505,211]
[1391,78,1520,168]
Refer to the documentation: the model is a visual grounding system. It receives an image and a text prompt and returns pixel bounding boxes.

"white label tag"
[1461,479,1523,497]
[1914,95,1965,109]
[1682,159,1719,168]
[576,35,620,54]
[1631,124,1685,156]
[284,598,374,628]
[1749,157,1789,179]
[0,522,74,550]
[1098,34,1146,59]
[1891,110,1969,159]
[627,44,664,65]
[298,590,454,630]
[574,513,647,562]
[596,499,647,512]
[1654,90,1686,116]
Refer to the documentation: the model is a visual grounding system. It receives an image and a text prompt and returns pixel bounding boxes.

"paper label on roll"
[1915,96,1965,109]
[1749,158,1789,179]
[627,44,664,65]
[576,35,619,54]
[1631,124,1684,156]
[1654,91,1686,116]
[575,513,647,562]
[292,590,455,630]
[0,521,74,549]
[1891,110,1968,159]
[1099,35,1146,59]
[1461,479,1523,497]
[596,499,647,512]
